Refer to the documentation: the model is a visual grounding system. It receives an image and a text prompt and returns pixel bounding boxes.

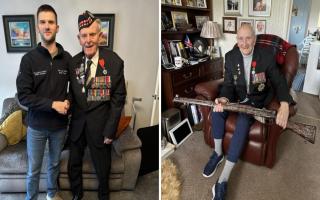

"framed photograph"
[254,19,266,34]
[238,18,254,28]
[171,11,189,29]
[213,46,222,58]
[249,0,272,17]
[174,0,182,6]
[94,14,115,50]
[224,0,243,16]
[186,0,197,7]
[196,0,207,8]
[223,17,237,34]
[2,15,36,53]
[195,16,210,30]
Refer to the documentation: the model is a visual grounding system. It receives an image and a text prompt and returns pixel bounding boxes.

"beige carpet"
[170,113,320,200]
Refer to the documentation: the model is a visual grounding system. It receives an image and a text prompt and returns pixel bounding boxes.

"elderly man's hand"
[276,102,289,129]
[213,97,229,112]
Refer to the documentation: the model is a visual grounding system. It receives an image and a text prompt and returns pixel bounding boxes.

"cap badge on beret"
[78,10,96,30]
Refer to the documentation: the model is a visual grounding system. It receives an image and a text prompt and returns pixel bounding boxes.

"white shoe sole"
[212,183,216,200]
[202,155,224,178]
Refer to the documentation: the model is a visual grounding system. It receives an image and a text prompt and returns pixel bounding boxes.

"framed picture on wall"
[223,17,237,34]
[2,15,36,52]
[254,19,266,34]
[224,0,243,16]
[238,18,254,28]
[249,0,272,17]
[94,14,115,50]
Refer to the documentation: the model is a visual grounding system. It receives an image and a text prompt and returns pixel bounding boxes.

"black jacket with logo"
[16,43,71,131]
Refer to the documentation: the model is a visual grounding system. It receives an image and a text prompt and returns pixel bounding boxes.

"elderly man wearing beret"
[67,11,126,200]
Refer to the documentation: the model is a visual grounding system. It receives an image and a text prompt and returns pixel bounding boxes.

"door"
[288,0,312,45]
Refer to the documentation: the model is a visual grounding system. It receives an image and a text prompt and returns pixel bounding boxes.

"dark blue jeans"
[211,111,254,163]
[25,127,66,200]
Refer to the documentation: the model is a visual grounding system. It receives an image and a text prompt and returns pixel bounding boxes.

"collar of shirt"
[241,48,254,93]
[85,49,99,79]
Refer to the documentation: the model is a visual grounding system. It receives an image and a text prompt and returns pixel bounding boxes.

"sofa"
[0,97,142,193]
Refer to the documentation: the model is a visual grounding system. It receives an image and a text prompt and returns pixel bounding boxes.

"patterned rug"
[161,159,181,200]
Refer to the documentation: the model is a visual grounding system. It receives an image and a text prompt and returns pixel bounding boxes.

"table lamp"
[200,21,222,59]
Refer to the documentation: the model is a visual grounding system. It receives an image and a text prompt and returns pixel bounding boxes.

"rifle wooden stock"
[173,96,316,144]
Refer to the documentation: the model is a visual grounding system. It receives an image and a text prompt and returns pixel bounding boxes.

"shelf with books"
[161,0,216,111]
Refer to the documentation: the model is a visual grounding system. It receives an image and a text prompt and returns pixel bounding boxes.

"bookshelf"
[161,0,212,41]
[161,0,223,110]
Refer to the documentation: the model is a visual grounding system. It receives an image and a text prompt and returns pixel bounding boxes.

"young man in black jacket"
[16,4,71,200]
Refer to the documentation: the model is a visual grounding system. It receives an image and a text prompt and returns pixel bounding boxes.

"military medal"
[258,83,265,91]
[233,75,238,85]
[99,58,107,75]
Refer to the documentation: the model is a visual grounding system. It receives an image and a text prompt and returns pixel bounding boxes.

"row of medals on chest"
[234,63,265,92]
[75,56,110,93]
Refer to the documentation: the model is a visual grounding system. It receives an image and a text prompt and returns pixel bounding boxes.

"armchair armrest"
[267,100,297,118]
[195,78,224,100]
[112,126,142,156]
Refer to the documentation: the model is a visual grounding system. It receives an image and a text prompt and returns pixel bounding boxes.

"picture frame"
[213,46,222,58]
[238,18,254,28]
[2,15,36,53]
[196,0,207,8]
[94,14,115,50]
[174,0,182,6]
[249,0,272,17]
[171,11,189,29]
[224,0,243,16]
[254,19,266,34]
[186,0,197,7]
[195,16,210,30]
[223,17,237,34]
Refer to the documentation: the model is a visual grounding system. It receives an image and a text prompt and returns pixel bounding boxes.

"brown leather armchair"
[194,34,298,168]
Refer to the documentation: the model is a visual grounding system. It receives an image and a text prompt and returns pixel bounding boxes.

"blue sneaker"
[212,181,227,200]
[202,152,224,178]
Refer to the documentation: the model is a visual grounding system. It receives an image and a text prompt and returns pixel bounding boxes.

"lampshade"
[200,21,222,39]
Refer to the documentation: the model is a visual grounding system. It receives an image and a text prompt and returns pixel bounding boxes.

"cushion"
[115,116,132,138]
[0,134,8,152]
[0,100,21,124]
[0,110,27,145]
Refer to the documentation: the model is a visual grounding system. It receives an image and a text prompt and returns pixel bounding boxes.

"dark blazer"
[220,46,293,108]
[68,47,126,147]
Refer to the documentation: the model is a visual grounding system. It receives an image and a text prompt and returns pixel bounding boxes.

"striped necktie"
[85,59,93,86]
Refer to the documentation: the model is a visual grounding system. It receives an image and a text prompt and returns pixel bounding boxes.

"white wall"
[307,0,320,33]
[212,0,292,57]
[0,0,159,130]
